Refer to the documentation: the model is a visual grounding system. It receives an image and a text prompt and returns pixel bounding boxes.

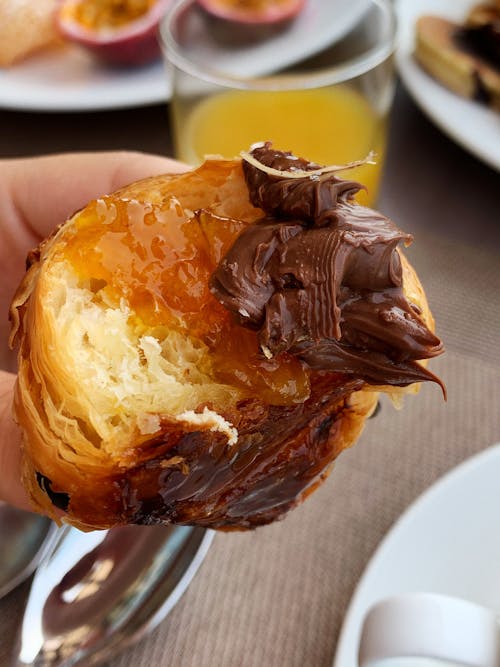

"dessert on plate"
[415,1,500,110]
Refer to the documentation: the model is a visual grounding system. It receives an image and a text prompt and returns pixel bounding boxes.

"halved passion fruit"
[57,0,173,65]
[197,0,306,25]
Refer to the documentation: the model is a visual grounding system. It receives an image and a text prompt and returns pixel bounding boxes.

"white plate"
[0,47,169,112]
[396,0,500,172]
[0,0,367,112]
[333,442,500,666]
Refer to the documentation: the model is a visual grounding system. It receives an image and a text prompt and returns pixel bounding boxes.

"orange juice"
[173,86,387,207]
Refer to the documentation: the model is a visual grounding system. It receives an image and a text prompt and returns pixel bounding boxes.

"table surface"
[1,84,499,667]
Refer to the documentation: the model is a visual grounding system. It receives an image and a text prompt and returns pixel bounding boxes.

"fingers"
[0,370,31,510]
[2,150,189,241]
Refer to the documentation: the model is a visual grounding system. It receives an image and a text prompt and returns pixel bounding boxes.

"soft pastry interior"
[10,145,444,531]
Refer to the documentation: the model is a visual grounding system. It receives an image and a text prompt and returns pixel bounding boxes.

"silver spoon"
[12,523,214,666]
[0,503,58,600]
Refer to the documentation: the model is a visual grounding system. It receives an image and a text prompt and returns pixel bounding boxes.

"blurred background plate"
[333,442,500,666]
[0,0,368,112]
[0,46,168,113]
[396,0,500,172]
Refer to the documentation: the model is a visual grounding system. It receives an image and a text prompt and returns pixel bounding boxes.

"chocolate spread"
[456,23,500,69]
[211,143,444,390]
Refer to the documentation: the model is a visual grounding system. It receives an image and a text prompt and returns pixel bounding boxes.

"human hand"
[0,152,188,510]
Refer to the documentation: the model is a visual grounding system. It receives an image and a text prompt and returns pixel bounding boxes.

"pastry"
[9,143,444,531]
[0,0,60,66]
[415,3,500,110]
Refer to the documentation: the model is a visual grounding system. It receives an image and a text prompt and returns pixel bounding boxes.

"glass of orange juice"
[160,0,396,206]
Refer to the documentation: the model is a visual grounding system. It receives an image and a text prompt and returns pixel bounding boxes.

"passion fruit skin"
[56,0,173,66]
[197,0,307,26]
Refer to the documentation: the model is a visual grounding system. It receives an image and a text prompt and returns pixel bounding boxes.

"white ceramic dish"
[333,442,500,666]
[0,0,367,112]
[396,0,500,172]
[0,48,168,112]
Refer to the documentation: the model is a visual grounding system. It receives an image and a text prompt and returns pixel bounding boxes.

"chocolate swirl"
[211,143,444,390]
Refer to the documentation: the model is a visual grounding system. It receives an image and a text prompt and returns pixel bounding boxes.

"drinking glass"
[161,0,396,206]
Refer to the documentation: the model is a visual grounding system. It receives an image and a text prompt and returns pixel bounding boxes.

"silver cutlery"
[0,504,58,600]
[11,523,214,666]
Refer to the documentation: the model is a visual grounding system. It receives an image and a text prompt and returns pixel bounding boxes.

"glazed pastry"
[415,3,500,110]
[10,144,444,531]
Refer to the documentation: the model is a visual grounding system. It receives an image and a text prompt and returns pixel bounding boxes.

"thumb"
[0,370,31,510]
[5,151,189,241]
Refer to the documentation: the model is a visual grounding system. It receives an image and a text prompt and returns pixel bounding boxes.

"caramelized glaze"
[59,194,310,406]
